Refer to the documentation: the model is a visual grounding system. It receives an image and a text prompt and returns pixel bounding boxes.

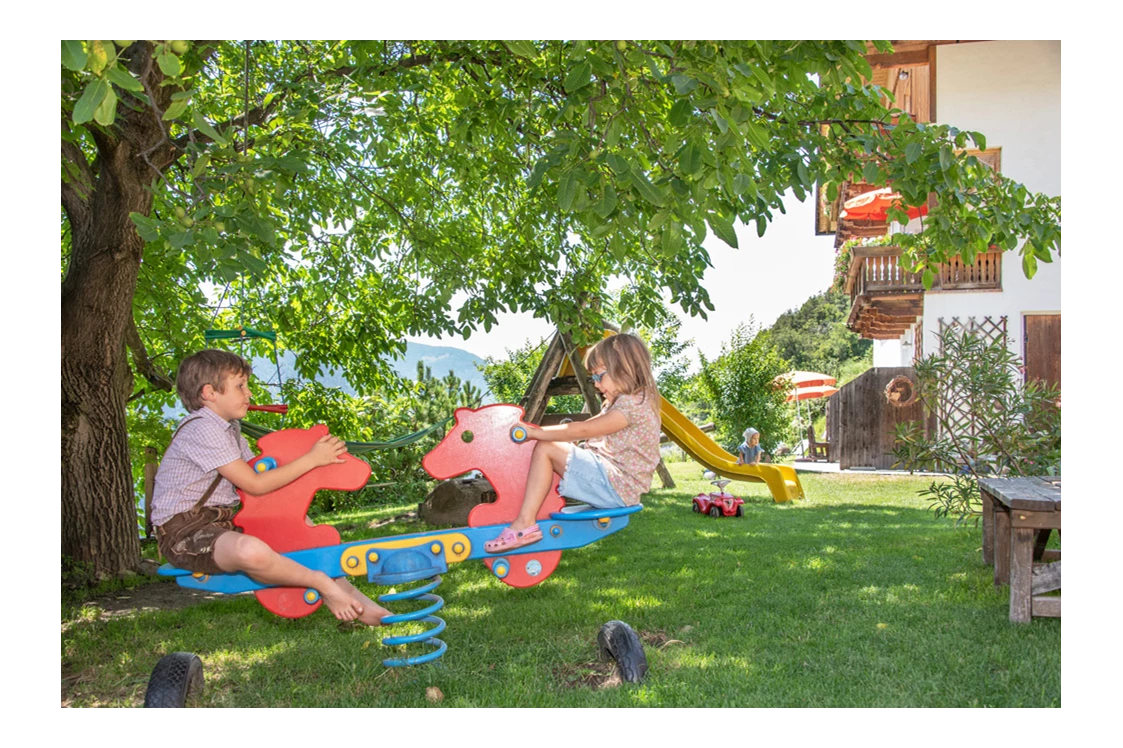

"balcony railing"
[847,246,1002,306]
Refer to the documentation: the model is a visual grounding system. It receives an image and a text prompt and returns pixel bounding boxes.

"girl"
[736,427,762,465]
[484,333,662,553]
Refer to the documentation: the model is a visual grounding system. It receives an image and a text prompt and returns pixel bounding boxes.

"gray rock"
[419,477,497,526]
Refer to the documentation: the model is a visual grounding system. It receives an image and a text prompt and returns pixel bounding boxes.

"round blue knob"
[510,424,529,443]
[254,456,278,473]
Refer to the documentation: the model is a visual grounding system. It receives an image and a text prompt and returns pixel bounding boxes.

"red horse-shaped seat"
[423,404,563,588]
[234,424,371,618]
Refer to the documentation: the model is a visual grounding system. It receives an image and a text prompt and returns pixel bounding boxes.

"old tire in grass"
[735,505,743,518]
[144,652,204,707]
[692,501,701,513]
[597,620,647,683]
[709,505,722,519]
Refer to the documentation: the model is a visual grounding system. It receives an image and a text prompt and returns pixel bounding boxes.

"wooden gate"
[826,367,933,470]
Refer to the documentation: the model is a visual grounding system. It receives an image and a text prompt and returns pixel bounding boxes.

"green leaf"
[106,65,145,93]
[62,41,87,71]
[671,75,698,94]
[922,268,935,288]
[679,142,704,176]
[939,145,953,171]
[73,79,110,125]
[163,98,189,121]
[557,171,579,212]
[192,111,228,144]
[970,131,987,151]
[707,213,738,249]
[504,40,537,58]
[629,168,666,206]
[669,98,693,127]
[905,142,923,164]
[710,109,729,134]
[241,251,270,277]
[744,121,768,150]
[168,230,193,249]
[527,159,549,190]
[796,160,811,189]
[156,46,183,77]
[563,61,592,93]
[192,153,211,178]
[594,183,617,218]
[129,212,161,242]
[247,216,276,247]
[93,85,118,125]
[862,162,879,184]
[1022,251,1038,279]
[755,215,767,237]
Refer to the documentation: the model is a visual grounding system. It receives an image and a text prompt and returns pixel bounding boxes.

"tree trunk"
[61,121,157,578]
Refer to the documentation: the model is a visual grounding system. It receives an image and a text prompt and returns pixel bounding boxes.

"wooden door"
[1024,314,1060,390]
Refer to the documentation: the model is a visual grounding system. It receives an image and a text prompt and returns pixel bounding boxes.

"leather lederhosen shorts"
[156,504,242,576]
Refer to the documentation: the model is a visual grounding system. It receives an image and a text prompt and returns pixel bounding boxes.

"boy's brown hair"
[584,333,660,412]
[176,349,253,411]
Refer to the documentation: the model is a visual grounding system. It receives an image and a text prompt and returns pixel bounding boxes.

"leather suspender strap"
[168,416,227,511]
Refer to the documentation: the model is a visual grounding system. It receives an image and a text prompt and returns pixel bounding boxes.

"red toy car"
[692,478,744,518]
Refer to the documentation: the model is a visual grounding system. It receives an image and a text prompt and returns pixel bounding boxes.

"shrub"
[892,326,1060,524]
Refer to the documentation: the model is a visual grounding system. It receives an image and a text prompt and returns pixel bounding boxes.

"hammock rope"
[239,416,454,456]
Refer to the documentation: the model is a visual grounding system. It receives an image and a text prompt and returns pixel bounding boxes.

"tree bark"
[61,47,172,577]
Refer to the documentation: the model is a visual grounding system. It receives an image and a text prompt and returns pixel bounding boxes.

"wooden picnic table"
[979,476,1061,623]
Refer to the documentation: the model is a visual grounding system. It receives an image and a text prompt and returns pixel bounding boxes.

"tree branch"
[125,317,175,393]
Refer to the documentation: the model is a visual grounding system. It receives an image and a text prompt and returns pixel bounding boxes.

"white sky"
[408,190,836,365]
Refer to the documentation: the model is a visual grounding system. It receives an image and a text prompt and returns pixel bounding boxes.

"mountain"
[255,342,491,401]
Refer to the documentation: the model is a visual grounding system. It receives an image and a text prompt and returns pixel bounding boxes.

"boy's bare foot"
[338,578,391,626]
[319,578,364,621]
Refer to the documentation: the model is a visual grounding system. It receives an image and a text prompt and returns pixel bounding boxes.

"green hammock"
[205,327,277,343]
[239,417,452,455]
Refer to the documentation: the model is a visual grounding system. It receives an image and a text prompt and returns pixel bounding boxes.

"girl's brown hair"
[176,349,253,411]
[584,333,660,412]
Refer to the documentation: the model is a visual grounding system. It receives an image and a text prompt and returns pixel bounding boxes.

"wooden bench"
[979,476,1061,623]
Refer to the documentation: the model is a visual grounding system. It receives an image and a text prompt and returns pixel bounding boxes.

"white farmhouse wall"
[921,41,1061,360]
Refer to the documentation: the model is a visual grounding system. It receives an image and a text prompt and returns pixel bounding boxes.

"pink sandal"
[484,524,543,554]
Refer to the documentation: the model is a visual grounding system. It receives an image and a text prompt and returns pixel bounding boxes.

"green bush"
[892,326,1060,524]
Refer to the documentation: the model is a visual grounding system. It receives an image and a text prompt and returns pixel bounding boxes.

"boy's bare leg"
[213,532,363,621]
[336,578,391,626]
[510,441,571,531]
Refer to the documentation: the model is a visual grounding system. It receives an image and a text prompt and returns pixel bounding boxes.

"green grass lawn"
[61,462,1060,707]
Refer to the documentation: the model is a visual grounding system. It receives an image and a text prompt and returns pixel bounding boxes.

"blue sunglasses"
[589,370,607,384]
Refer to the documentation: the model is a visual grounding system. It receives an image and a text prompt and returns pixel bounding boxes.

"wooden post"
[560,332,602,416]
[521,333,568,425]
[980,488,995,566]
[144,446,158,540]
[994,506,1011,586]
[655,460,675,489]
[1009,527,1035,623]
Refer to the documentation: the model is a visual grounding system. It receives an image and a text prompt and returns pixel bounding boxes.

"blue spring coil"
[378,576,447,667]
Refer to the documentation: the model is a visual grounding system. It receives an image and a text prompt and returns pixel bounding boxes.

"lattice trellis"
[935,316,1009,443]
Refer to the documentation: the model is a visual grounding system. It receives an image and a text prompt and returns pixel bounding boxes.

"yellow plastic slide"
[659,396,805,503]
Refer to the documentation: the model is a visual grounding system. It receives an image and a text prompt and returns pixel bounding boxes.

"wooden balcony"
[846,246,1002,339]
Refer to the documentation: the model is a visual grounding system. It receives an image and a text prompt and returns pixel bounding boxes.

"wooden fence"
[826,366,934,470]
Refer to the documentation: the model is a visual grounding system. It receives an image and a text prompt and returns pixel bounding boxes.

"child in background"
[484,333,662,553]
[151,349,390,625]
[736,427,763,465]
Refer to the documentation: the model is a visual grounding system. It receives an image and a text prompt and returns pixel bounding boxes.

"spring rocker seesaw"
[148,404,643,702]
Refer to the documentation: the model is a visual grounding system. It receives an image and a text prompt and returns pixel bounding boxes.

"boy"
[735,427,763,466]
[151,349,389,625]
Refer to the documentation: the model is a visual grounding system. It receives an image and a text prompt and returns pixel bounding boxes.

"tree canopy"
[61,40,1062,576]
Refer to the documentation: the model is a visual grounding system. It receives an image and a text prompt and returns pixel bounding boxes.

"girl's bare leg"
[510,441,571,531]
